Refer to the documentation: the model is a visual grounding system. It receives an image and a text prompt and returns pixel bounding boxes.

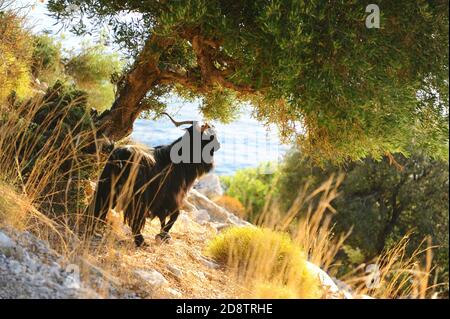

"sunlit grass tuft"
[205,226,322,298]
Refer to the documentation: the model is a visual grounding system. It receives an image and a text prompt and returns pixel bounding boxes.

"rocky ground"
[0,173,356,299]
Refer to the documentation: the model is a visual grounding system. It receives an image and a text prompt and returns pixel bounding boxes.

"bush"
[205,226,321,298]
[213,196,246,219]
[0,10,33,103]
[220,164,278,222]
[65,43,123,112]
[32,34,64,85]
[1,81,102,221]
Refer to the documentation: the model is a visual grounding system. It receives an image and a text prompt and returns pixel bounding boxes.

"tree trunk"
[96,36,172,141]
[375,192,403,256]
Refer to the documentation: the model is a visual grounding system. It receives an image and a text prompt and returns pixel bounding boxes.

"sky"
[15,0,99,52]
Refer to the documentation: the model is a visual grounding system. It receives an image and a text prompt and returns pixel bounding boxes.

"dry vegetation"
[0,90,441,298]
[213,195,246,219]
[0,2,442,298]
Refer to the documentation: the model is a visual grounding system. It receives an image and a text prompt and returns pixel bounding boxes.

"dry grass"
[340,235,439,299]
[0,87,244,298]
[205,226,322,298]
[204,174,442,299]
[0,68,442,299]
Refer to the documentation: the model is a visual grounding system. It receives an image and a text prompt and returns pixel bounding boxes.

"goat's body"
[90,142,214,246]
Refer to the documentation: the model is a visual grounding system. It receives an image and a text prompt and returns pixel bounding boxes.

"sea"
[131,101,289,176]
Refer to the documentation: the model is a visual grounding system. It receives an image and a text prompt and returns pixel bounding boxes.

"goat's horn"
[161,112,194,127]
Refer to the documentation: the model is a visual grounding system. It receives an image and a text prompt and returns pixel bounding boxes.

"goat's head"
[162,112,220,165]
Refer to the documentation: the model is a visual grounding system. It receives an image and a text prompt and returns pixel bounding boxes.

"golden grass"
[0,73,443,299]
[205,226,322,298]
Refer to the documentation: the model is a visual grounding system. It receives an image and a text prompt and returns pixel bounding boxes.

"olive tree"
[47,0,449,164]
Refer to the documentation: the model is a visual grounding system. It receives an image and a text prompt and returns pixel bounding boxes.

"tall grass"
[0,81,442,299]
[0,86,102,254]
[1,91,442,298]
[206,174,441,298]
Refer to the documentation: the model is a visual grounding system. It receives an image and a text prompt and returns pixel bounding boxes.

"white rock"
[0,232,14,249]
[187,189,230,223]
[187,189,252,227]
[305,261,353,299]
[134,269,168,289]
[196,271,206,280]
[164,287,182,298]
[193,173,223,199]
[181,198,197,213]
[198,256,219,269]
[167,265,183,279]
[193,209,211,224]
[176,212,192,228]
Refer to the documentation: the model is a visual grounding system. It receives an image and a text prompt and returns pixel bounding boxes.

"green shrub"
[65,43,123,112]
[32,34,64,85]
[220,163,278,221]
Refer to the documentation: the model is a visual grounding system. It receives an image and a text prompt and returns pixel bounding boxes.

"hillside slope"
[0,175,353,299]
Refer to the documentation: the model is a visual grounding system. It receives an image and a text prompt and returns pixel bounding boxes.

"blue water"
[131,101,289,176]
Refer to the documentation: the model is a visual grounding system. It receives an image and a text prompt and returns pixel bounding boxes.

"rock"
[332,277,354,296]
[0,231,14,249]
[196,271,207,280]
[305,261,353,299]
[212,223,231,232]
[192,209,211,224]
[198,256,219,269]
[193,173,223,199]
[134,269,168,290]
[187,189,252,227]
[187,189,253,227]
[164,287,182,298]
[0,231,21,259]
[0,228,101,299]
[167,265,183,279]
[176,212,193,228]
[181,198,197,213]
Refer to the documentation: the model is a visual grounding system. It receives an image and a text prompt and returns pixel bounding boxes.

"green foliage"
[48,0,449,164]
[12,81,98,217]
[30,33,125,114]
[16,81,93,176]
[0,10,33,103]
[65,43,124,112]
[199,87,240,123]
[32,34,64,84]
[342,245,365,265]
[276,148,449,292]
[220,163,278,221]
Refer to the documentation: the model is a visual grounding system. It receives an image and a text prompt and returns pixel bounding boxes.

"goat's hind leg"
[156,210,179,243]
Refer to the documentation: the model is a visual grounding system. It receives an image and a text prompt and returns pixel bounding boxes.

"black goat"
[87,113,220,246]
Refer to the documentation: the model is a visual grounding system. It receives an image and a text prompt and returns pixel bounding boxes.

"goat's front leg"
[156,210,179,243]
[127,206,147,247]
